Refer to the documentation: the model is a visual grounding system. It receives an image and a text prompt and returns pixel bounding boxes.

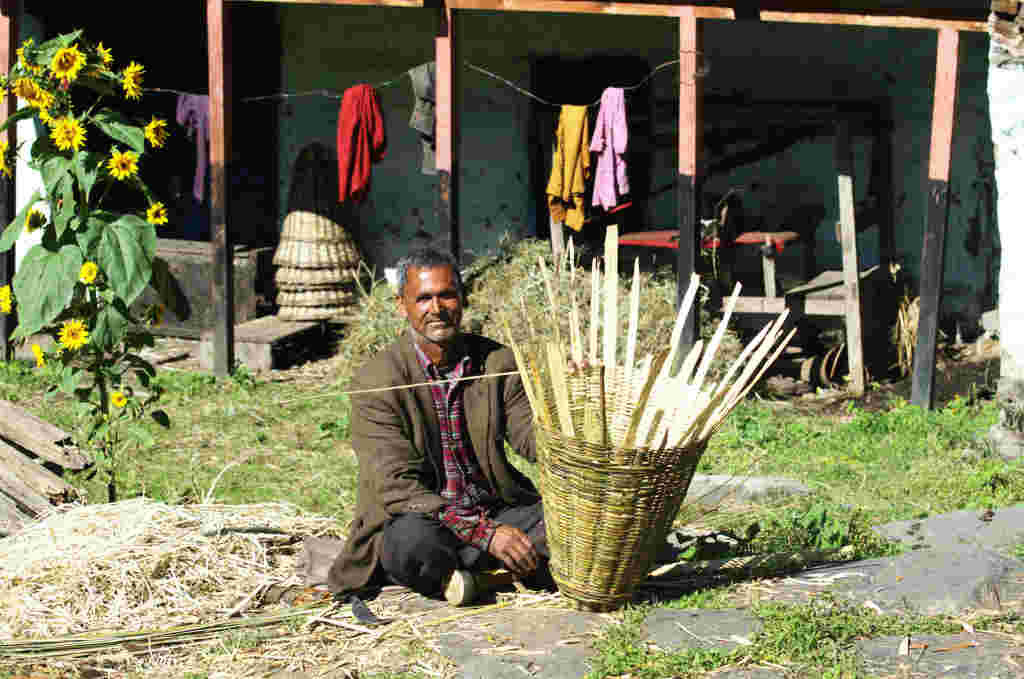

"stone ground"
[429,500,1024,679]
[137,336,1022,677]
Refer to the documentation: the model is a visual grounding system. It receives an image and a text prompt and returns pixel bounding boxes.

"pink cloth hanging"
[175,94,209,203]
[588,87,629,210]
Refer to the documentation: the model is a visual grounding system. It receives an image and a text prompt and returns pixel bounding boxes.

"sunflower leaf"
[76,210,117,258]
[0,189,40,253]
[97,214,156,305]
[35,30,84,67]
[92,301,132,351]
[92,110,145,153]
[72,151,104,204]
[11,243,84,337]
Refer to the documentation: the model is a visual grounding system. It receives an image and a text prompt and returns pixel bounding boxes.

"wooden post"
[550,217,564,264]
[676,7,701,355]
[911,29,959,409]
[208,0,234,376]
[436,0,459,262]
[762,236,777,298]
[835,119,865,396]
[0,1,16,362]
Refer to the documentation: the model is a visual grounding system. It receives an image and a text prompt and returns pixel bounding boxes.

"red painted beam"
[911,28,960,409]
[0,1,16,360]
[675,6,700,353]
[208,0,235,375]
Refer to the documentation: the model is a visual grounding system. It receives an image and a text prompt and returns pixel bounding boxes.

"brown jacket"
[327,332,539,594]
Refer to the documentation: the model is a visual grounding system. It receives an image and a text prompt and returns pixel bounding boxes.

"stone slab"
[873,504,1024,555]
[644,608,761,652]
[856,632,1024,678]
[685,475,810,506]
[440,608,605,679]
[198,316,322,372]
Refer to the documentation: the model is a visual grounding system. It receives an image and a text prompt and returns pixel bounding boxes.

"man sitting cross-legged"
[327,247,551,603]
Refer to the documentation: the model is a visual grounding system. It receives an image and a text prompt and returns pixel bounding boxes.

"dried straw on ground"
[0,498,339,641]
[504,226,795,610]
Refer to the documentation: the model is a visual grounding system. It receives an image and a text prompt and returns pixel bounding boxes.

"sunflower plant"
[0,31,172,501]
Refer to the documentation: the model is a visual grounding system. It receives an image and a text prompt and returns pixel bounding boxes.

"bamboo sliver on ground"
[504,225,794,611]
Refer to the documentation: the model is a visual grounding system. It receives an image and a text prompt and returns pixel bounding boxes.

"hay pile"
[0,498,339,640]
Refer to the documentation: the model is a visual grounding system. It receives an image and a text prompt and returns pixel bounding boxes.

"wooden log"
[912,28,960,410]
[835,119,865,396]
[0,460,52,517]
[0,399,90,469]
[676,7,701,357]
[0,439,78,503]
[208,0,235,376]
[0,491,28,536]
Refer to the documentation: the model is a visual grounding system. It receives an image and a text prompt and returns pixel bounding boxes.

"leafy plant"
[0,31,171,501]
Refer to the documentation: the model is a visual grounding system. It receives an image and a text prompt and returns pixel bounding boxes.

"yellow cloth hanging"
[546,105,590,232]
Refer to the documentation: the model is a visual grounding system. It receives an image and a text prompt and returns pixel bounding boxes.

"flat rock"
[644,608,761,652]
[856,632,1024,678]
[685,475,810,505]
[440,608,605,679]
[874,504,1024,556]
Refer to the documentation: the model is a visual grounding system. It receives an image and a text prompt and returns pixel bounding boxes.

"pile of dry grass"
[0,498,339,641]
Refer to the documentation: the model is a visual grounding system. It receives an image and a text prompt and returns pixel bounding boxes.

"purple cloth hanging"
[175,94,210,203]
[589,87,629,210]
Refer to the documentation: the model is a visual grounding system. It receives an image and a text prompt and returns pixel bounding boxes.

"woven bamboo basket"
[277,305,349,321]
[276,288,356,307]
[272,239,361,270]
[505,226,794,611]
[275,266,361,288]
[280,210,353,243]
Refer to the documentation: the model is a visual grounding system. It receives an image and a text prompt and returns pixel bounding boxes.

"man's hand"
[487,524,538,576]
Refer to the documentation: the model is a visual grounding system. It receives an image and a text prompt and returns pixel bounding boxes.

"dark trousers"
[377,502,550,597]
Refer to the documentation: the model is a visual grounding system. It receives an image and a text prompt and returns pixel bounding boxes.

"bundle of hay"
[504,226,794,611]
[274,143,366,321]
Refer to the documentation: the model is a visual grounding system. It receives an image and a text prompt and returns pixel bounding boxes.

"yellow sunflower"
[121,61,144,100]
[38,107,54,125]
[146,201,168,225]
[96,42,113,67]
[50,116,87,152]
[79,261,98,285]
[110,391,127,408]
[24,206,45,233]
[144,116,168,148]
[0,139,11,179]
[16,38,36,72]
[0,284,11,314]
[31,343,44,367]
[50,44,86,83]
[107,149,139,180]
[11,77,38,102]
[58,318,89,351]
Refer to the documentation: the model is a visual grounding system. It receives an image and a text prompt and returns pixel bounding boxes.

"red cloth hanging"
[337,84,386,204]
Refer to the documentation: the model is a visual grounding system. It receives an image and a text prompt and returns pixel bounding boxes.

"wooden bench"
[199,315,324,373]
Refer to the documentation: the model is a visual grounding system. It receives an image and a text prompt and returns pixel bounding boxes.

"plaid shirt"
[414,341,502,550]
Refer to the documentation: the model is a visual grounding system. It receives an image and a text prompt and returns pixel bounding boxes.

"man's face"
[396,266,463,348]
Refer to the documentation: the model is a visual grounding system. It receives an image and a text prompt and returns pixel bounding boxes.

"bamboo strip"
[624,258,640,389]
[602,225,619,388]
[661,273,700,380]
[537,256,561,346]
[589,262,600,364]
[546,342,575,437]
[690,282,741,392]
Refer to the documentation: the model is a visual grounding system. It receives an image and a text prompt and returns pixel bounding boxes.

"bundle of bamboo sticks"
[505,225,795,456]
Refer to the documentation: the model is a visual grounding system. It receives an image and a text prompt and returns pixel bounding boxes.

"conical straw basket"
[505,226,795,611]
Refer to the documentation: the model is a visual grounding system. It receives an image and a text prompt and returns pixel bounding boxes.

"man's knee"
[379,514,459,595]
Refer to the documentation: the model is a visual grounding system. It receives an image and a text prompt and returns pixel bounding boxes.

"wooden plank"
[0,2,15,361]
[912,28,959,410]
[676,6,700,357]
[0,399,91,470]
[762,237,777,298]
[0,439,77,503]
[436,1,460,262]
[835,119,865,396]
[201,315,320,344]
[990,0,1019,14]
[208,0,235,376]
[0,490,29,536]
[732,296,846,316]
[755,11,984,32]
[0,462,51,517]
[240,0,422,5]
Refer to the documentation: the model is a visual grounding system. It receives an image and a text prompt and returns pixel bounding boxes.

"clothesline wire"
[143,51,704,107]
